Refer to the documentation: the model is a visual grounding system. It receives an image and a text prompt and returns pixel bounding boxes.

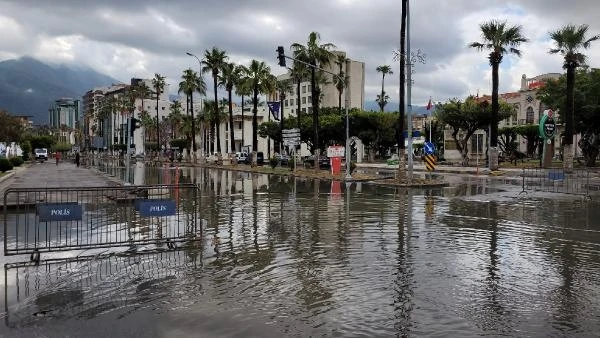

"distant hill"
[0,56,121,123]
[363,100,432,115]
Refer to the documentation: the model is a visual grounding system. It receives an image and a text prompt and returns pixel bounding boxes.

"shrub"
[170,138,187,150]
[0,158,13,172]
[269,157,279,169]
[20,140,31,161]
[10,157,24,167]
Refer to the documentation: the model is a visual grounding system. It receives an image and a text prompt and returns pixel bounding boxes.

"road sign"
[424,142,435,155]
[424,154,436,171]
[282,128,300,135]
[327,145,345,157]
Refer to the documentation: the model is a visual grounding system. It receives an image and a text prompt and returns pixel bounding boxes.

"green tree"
[202,47,228,154]
[548,24,599,169]
[168,101,184,140]
[289,61,308,129]
[335,54,349,114]
[436,97,514,166]
[219,62,240,153]
[0,110,24,142]
[376,65,394,112]
[151,73,166,150]
[514,124,540,157]
[239,60,274,166]
[178,68,206,160]
[469,20,528,169]
[291,31,336,169]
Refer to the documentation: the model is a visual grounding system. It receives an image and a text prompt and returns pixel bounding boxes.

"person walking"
[75,151,80,167]
[55,151,61,165]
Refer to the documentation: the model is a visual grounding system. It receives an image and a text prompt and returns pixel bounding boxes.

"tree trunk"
[397,0,407,180]
[564,64,576,170]
[241,95,245,147]
[381,74,385,112]
[190,93,197,163]
[228,89,235,153]
[311,65,319,171]
[489,60,500,170]
[252,87,258,167]
[297,80,301,129]
[213,73,220,154]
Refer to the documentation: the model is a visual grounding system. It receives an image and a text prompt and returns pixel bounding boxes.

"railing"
[519,168,596,199]
[4,184,200,258]
[4,249,199,327]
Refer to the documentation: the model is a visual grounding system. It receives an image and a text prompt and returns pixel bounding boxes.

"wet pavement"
[1,163,600,337]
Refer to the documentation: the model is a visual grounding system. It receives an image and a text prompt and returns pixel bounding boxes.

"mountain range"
[0,57,120,124]
[363,100,432,115]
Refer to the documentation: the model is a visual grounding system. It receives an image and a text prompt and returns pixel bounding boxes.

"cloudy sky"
[1,0,599,107]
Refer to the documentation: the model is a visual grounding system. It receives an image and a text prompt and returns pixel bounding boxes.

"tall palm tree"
[151,73,166,152]
[376,92,390,111]
[277,79,293,152]
[469,20,528,170]
[202,47,228,154]
[240,59,274,166]
[178,68,206,162]
[168,101,184,139]
[376,65,393,112]
[291,31,335,169]
[235,72,251,150]
[549,24,599,170]
[398,0,407,179]
[289,61,308,129]
[219,62,240,153]
[335,54,349,114]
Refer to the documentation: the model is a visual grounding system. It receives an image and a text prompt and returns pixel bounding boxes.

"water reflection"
[2,164,600,337]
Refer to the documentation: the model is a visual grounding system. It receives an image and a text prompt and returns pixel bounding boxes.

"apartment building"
[271,50,365,117]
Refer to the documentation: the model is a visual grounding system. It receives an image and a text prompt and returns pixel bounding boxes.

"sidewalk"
[0,160,122,206]
[356,162,525,176]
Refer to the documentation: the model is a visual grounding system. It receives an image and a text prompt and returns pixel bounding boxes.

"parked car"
[303,155,330,169]
[236,152,248,163]
[243,152,264,165]
[34,148,48,162]
[278,154,290,166]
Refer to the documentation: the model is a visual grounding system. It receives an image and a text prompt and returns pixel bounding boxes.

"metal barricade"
[520,168,593,198]
[4,249,199,327]
[3,184,200,257]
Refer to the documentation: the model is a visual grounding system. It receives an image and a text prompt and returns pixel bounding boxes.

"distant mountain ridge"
[0,56,120,123]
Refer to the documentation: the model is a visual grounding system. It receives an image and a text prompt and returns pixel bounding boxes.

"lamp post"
[186,52,202,162]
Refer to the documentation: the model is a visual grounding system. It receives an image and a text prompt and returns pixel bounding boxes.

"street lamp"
[185,51,202,162]
[275,46,353,180]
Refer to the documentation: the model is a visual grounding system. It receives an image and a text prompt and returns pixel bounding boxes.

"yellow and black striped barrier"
[424,154,436,171]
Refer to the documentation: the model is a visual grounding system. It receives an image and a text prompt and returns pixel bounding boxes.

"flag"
[267,101,281,121]
[426,97,432,110]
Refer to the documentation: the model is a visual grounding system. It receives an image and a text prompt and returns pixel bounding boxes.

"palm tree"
[469,20,528,170]
[335,54,349,114]
[277,79,293,152]
[202,47,228,154]
[235,69,252,148]
[291,31,335,169]
[398,0,407,179]
[240,59,274,166]
[549,24,599,170]
[219,62,240,153]
[168,101,184,139]
[376,92,390,111]
[376,65,393,112]
[289,61,308,129]
[178,68,206,162]
[151,73,166,152]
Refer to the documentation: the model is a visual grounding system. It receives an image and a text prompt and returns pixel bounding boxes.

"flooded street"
[2,164,600,337]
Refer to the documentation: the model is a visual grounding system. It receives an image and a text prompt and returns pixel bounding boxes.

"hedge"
[0,158,13,172]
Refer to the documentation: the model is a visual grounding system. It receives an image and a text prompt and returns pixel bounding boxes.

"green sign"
[539,114,556,139]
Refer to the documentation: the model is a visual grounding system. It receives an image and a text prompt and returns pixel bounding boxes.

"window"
[290,99,294,106]
[526,106,534,124]
[308,96,312,104]
[308,85,311,92]
[308,107,313,114]
[285,99,288,106]
[302,85,306,93]
[302,97,306,104]
[471,134,484,154]
[162,106,165,110]
[302,108,306,114]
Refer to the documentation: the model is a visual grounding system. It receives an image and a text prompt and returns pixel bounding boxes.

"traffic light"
[277,46,286,67]
[130,117,141,136]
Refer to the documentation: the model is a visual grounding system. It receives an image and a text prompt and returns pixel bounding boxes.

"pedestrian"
[75,152,80,167]
[55,151,61,165]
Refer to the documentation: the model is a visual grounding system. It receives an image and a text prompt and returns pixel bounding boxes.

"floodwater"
[2,164,600,337]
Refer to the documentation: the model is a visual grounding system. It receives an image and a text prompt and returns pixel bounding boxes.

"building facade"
[48,98,80,145]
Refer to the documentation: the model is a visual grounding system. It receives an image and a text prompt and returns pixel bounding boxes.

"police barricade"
[3,248,200,327]
[520,168,595,199]
[3,184,200,258]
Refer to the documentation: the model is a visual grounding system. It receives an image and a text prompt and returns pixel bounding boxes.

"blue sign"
[37,203,83,222]
[402,131,422,138]
[137,199,176,217]
[424,142,435,155]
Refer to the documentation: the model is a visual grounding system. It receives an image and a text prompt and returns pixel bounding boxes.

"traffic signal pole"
[276,47,352,180]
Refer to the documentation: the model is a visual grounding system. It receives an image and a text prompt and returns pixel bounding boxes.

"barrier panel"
[3,184,200,257]
[520,168,594,198]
